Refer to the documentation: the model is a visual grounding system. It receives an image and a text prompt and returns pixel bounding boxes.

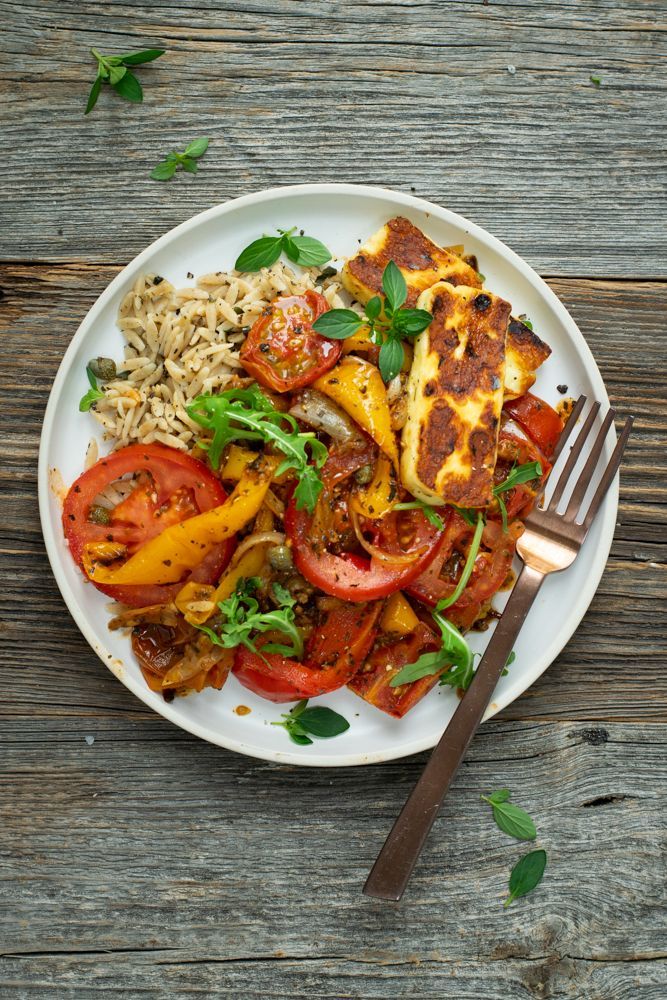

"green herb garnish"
[517,313,534,331]
[198,578,303,659]
[437,511,485,611]
[235,228,332,271]
[390,611,475,690]
[79,365,105,412]
[504,849,547,907]
[394,500,445,530]
[493,461,542,532]
[187,385,328,512]
[85,47,165,115]
[272,699,350,746]
[312,261,432,382]
[482,789,537,841]
[151,138,210,181]
[590,75,601,87]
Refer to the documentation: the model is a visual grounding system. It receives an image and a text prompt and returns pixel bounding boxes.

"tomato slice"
[503,392,563,458]
[285,495,442,602]
[232,601,383,702]
[239,291,341,393]
[491,430,549,523]
[62,443,235,607]
[348,622,440,718]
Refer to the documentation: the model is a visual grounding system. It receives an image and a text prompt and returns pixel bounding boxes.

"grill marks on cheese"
[401,283,511,508]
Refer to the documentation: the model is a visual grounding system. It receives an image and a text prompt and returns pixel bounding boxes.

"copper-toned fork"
[364,397,633,901]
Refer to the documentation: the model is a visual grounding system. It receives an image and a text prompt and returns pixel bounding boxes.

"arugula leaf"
[394,500,444,530]
[390,611,474,689]
[436,511,485,611]
[151,138,210,182]
[234,229,332,272]
[86,46,164,114]
[482,790,537,840]
[198,577,303,658]
[311,309,364,340]
[79,365,106,412]
[187,385,329,512]
[493,461,542,533]
[504,850,547,907]
[272,699,349,746]
[382,260,407,313]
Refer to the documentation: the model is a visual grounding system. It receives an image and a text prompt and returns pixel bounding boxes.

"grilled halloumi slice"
[342,217,551,399]
[341,216,481,308]
[401,282,511,508]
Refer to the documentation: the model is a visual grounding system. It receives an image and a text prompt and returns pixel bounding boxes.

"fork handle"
[363,563,545,901]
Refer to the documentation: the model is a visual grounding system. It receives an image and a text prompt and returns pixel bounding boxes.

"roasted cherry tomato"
[239,291,340,393]
[62,443,235,607]
[233,601,383,702]
[347,622,440,718]
[503,392,563,457]
[407,510,520,611]
[492,430,549,523]
[285,495,442,602]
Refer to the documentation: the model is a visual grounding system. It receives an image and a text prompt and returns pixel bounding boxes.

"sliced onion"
[229,530,286,566]
[289,388,363,445]
[350,509,426,566]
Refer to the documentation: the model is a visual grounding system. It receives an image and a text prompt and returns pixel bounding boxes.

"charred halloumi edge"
[341,216,550,398]
[400,282,510,508]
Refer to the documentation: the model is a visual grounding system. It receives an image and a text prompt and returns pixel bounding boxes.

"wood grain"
[1,0,666,275]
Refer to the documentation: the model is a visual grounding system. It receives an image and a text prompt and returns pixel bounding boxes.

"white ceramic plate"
[39,183,616,766]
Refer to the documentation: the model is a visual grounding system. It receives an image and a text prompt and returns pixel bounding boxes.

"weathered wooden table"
[2,2,666,997]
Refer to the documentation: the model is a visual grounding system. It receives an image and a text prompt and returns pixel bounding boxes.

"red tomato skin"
[285,496,442,602]
[239,291,341,393]
[232,601,384,702]
[62,443,235,608]
[503,392,563,457]
[348,622,441,718]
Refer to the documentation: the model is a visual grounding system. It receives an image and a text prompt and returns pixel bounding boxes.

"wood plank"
[1,1,665,275]
[1,265,664,723]
[1,720,666,997]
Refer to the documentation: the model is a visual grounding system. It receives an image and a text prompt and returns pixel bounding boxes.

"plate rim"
[38,182,617,766]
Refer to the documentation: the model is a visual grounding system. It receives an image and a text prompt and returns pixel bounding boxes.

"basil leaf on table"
[481,790,537,840]
[272,699,350,746]
[504,849,547,907]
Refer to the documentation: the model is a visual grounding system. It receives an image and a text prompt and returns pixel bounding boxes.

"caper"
[88,357,117,381]
[88,504,111,525]
[354,464,374,486]
[268,545,294,573]
[316,266,338,283]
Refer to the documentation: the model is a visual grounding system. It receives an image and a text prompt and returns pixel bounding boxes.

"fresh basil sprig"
[198,578,303,658]
[151,138,209,181]
[85,47,165,115]
[493,460,542,531]
[394,500,444,530]
[481,789,537,841]
[272,699,350,746]
[504,849,547,907]
[312,261,432,382]
[187,384,329,512]
[235,228,332,271]
[79,365,106,412]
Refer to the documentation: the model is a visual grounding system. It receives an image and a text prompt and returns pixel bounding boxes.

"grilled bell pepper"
[350,452,397,519]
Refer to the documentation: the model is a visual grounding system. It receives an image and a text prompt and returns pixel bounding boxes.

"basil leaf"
[112,69,143,102]
[108,64,127,85]
[482,793,537,840]
[392,308,432,337]
[119,49,166,65]
[288,729,313,746]
[150,160,177,181]
[235,236,284,272]
[504,850,547,907]
[296,707,350,738]
[285,235,332,268]
[312,309,364,340]
[84,76,102,115]
[365,296,382,322]
[382,260,407,312]
[486,788,511,804]
[378,337,404,383]
[180,157,198,174]
[184,137,209,158]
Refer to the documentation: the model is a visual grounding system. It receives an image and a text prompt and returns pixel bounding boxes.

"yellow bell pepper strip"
[380,592,419,636]
[314,357,398,469]
[175,544,272,626]
[82,459,275,587]
[349,453,397,519]
[220,444,258,481]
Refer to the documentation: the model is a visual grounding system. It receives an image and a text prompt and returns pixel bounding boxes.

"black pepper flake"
[259,343,270,353]
[163,559,172,566]
[153,275,163,285]
[187,271,194,279]
[557,384,568,394]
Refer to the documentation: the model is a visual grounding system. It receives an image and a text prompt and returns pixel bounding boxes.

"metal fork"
[364,397,633,901]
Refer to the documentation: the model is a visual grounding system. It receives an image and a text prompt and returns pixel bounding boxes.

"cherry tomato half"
[62,443,235,607]
[503,392,563,458]
[239,290,341,393]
